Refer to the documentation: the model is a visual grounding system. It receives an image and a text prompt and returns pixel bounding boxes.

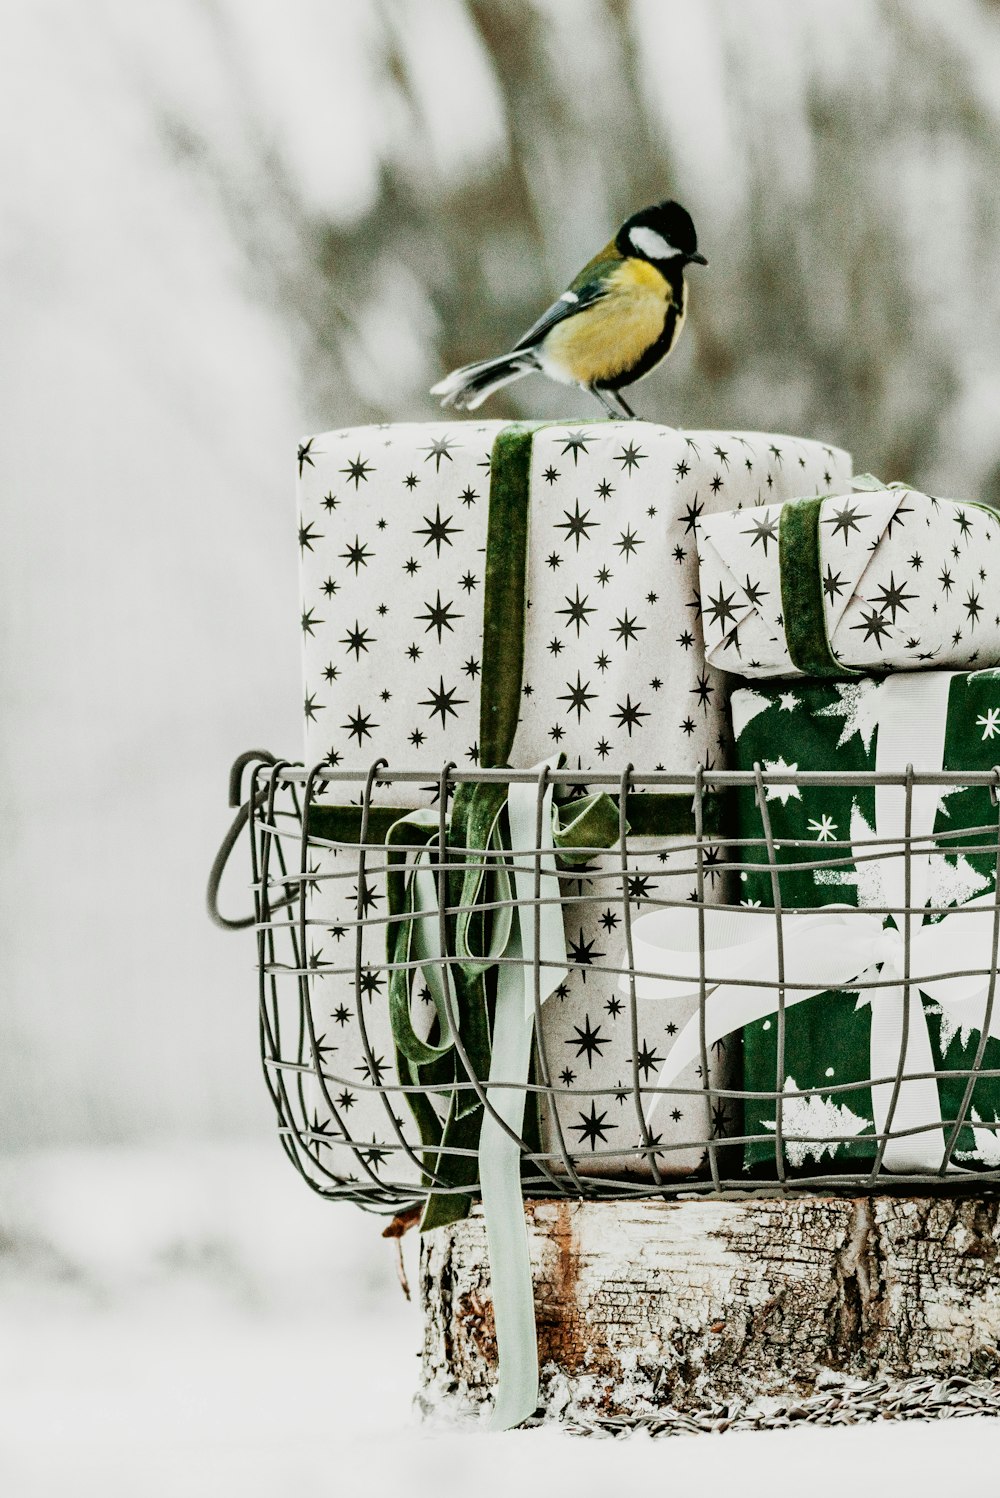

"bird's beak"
[687,252,708,267]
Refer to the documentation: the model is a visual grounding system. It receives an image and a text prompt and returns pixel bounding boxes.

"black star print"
[321,492,339,512]
[336,1089,356,1111]
[420,676,468,727]
[341,536,371,572]
[670,1107,683,1123]
[341,454,374,487]
[403,472,418,490]
[742,574,768,608]
[615,441,646,473]
[683,497,705,535]
[691,673,713,710]
[332,1005,351,1026]
[297,439,315,476]
[823,565,845,603]
[965,588,983,627]
[409,728,425,747]
[825,502,869,543]
[630,1040,664,1081]
[627,873,657,900]
[709,473,723,494]
[341,621,374,658]
[675,458,690,479]
[650,676,662,691]
[595,565,613,586]
[546,552,563,570]
[595,737,612,759]
[414,505,461,556]
[939,565,954,595]
[556,500,599,549]
[298,520,322,552]
[421,435,456,471]
[559,1067,576,1086]
[351,878,380,917]
[615,526,643,559]
[955,509,973,538]
[301,608,323,636]
[680,716,696,736]
[871,572,916,622]
[460,486,478,507]
[417,591,462,641]
[561,432,591,464]
[343,706,377,743]
[322,662,339,683]
[677,630,695,650]
[612,695,649,735]
[706,585,738,630]
[713,445,729,468]
[595,651,611,672]
[355,1046,389,1086]
[612,610,645,648]
[743,514,778,554]
[599,908,620,933]
[566,1013,610,1065]
[595,478,614,499]
[557,587,597,634]
[462,657,481,678]
[605,995,623,1018]
[570,1102,617,1150]
[304,692,323,721]
[543,465,560,484]
[850,606,892,647]
[558,672,598,720]
[406,643,422,662]
[567,928,604,977]
[320,578,340,602]
[548,637,564,656]
[549,723,565,742]
[307,1111,334,1153]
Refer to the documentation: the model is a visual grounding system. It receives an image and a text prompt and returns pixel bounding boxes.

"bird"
[431,200,707,420]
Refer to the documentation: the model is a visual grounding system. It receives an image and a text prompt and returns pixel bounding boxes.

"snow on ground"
[0,1141,996,1496]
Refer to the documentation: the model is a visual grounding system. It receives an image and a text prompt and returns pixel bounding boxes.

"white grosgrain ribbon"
[628,672,1000,1173]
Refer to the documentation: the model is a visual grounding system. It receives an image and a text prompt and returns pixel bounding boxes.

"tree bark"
[418,1196,1000,1426]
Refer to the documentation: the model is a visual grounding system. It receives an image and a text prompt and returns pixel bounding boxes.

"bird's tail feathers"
[431,353,535,410]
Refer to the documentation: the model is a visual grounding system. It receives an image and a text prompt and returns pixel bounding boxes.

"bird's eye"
[629,226,677,260]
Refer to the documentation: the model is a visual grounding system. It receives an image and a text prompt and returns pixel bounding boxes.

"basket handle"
[207,749,284,931]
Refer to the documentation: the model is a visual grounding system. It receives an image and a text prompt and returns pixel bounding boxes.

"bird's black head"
[616,200,707,268]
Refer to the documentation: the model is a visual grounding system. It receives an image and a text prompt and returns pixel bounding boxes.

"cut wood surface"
[418,1196,1000,1425]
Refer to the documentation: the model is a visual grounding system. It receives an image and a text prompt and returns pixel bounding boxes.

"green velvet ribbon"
[778,495,862,680]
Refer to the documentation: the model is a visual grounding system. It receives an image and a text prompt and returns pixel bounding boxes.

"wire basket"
[210,754,1000,1217]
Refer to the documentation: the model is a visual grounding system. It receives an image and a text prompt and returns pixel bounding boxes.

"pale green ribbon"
[399,759,613,1428]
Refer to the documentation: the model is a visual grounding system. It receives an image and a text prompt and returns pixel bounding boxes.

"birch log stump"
[418,1197,1000,1428]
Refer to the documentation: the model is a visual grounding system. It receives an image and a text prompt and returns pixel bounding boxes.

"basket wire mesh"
[229,757,1000,1215]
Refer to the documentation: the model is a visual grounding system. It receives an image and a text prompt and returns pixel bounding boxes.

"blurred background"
[5,0,1000,1486]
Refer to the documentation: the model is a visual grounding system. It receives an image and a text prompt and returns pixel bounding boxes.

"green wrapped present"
[730,669,1000,1176]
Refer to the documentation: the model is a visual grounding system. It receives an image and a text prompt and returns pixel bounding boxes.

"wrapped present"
[298,421,850,777]
[695,478,1000,679]
[709,670,1000,1175]
[291,420,850,1201]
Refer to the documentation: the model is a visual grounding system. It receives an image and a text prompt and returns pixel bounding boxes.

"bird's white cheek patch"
[629,225,677,260]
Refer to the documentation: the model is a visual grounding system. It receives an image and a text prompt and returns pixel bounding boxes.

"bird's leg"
[611,389,638,419]
[587,384,621,419]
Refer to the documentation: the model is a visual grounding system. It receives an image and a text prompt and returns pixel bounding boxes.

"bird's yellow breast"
[540,259,673,385]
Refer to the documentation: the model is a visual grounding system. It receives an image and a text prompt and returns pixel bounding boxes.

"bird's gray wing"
[510,276,611,354]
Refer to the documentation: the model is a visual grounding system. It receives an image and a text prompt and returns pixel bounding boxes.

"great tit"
[431,200,707,419]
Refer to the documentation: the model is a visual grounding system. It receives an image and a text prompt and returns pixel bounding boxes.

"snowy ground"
[0,1141,997,1496]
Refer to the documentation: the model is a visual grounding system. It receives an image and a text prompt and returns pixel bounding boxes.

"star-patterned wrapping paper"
[294,824,731,1188]
[731,672,1000,1175]
[697,485,1000,679]
[292,420,851,1190]
[297,422,851,783]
